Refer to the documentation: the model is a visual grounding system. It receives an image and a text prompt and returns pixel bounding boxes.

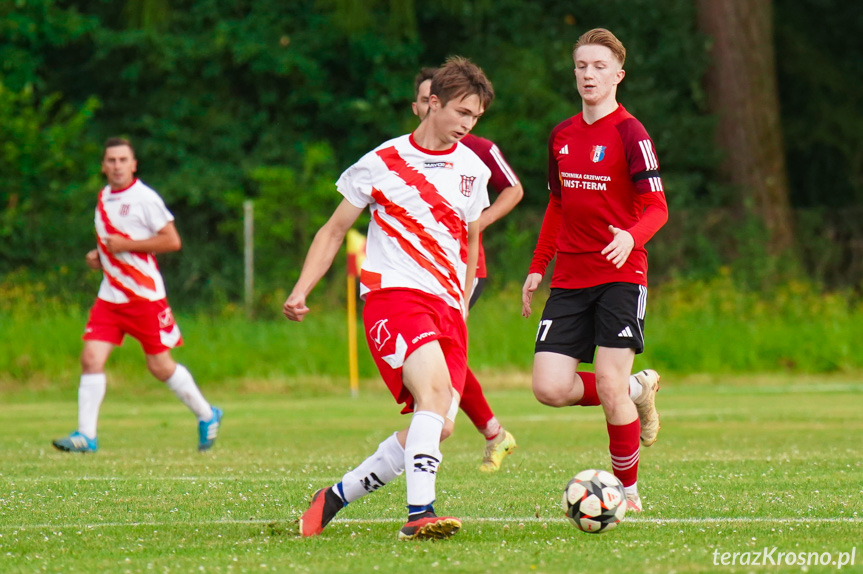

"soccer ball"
[561,469,627,533]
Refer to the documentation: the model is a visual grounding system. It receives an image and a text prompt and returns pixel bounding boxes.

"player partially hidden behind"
[284,57,493,540]
[412,68,522,472]
[52,138,222,454]
[521,29,667,512]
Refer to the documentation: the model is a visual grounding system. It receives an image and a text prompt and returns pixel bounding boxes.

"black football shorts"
[534,283,647,363]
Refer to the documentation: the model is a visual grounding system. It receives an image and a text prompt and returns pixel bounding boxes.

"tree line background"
[2,0,862,312]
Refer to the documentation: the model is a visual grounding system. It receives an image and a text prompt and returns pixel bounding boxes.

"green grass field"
[2,377,861,573]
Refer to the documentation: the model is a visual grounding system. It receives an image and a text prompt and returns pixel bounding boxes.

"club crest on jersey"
[590,145,607,163]
[370,319,391,351]
[424,161,453,169]
[119,204,130,216]
[459,175,476,197]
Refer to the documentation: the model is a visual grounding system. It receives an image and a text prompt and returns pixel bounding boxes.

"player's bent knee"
[532,385,569,408]
[412,381,455,416]
[532,372,574,407]
[595,384,631,417]
[150,366,174,382]
[146,354,177,382]
[80,352,107,373]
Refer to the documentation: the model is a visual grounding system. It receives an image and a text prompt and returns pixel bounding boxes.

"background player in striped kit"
[285,57,493,541]
[521,29,667,512]
[412,68,522,472]
[52,138,222,454]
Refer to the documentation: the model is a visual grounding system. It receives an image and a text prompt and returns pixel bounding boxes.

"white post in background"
[243,200,254,318]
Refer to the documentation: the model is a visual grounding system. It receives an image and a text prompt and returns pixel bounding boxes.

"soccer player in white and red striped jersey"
[285,57,493,541]
[521,29,667,512]
[52,138,222,454]
[413,68,522,472]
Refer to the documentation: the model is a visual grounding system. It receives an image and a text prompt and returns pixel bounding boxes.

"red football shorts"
[363,288,468,414]
[83,298,183,355]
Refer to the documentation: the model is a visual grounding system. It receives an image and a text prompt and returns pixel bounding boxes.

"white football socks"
[481,416,502,440]
[338,432,405,504]
[629,375,642,401]
[404,411,444,508]
[78,373,107,439]
[165,364,212,421]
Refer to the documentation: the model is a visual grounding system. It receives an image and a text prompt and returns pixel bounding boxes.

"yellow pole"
[347,274,359,397]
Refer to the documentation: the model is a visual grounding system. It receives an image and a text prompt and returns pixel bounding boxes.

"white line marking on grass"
[0,476,334,483]
[624,517,863,524]
[508,410,756,423]
[338,517,863,525]
[338,517,863,526]
[5,516,861,531]
[509,406,863,424]
[714,383,863,394]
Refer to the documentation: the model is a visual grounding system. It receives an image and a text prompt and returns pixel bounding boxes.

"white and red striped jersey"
[94,179,174,303]
[338,133,491,313]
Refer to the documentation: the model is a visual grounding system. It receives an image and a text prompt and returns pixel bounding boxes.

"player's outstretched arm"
[477,183,524,233]
[283,199,364,322]
[463,219,481,319]
[521,272,543,318]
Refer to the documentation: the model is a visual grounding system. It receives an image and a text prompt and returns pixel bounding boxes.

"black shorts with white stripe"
[534,283,647,363]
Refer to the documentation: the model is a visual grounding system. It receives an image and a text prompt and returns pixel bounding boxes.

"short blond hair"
[573,28,626,67]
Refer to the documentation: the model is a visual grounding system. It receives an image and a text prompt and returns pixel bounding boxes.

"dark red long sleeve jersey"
[460,134,520,279]
[528,105,668,288]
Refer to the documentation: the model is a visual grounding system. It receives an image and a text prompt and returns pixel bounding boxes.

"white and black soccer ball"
[561,469,627,533]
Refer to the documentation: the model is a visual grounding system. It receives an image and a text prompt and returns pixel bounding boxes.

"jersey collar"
[409,132,458,156]
[110,178,138,194]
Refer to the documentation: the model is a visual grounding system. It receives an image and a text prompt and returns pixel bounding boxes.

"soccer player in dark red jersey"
[413,68,522,472]
[521,28,668,512]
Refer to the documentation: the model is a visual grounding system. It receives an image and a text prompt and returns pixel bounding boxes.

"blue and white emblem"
[590,145,606,163]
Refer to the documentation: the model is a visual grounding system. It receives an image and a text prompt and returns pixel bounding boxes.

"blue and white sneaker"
[52,431,98,453]
[198,406,223,451]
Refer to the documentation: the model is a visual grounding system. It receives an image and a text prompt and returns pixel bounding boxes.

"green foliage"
[479,209,545,289]
[648,272,863,374]
[0,80,101,289]
[794,206,863,287]
[776,0,863,208]
[411,0,715,211]
[321,0,419,39]
[220,141,361,309]
[4,0,862,305]
[123,0,171,30]
[26,0,427,306]
[0,0,97,90]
